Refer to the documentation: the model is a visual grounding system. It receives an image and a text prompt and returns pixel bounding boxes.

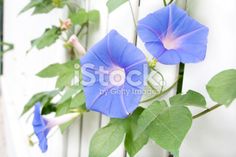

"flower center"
[162,34,179,50]
[109,68,126,86]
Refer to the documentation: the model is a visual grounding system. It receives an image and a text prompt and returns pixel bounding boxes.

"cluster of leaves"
[21,0,100,133]
[69,8,99,26]
[22,60,86,133]
[20,0,69,14]
[20,0,99,52]
[89,69,236,157]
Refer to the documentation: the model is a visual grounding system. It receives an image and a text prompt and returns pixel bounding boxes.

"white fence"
[1,0,236,157]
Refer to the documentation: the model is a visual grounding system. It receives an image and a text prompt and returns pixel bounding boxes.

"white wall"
[181,0,236,156]
[2,0,67,156]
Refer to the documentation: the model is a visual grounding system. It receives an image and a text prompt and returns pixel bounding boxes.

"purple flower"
[32,102,79,153]
[33,103,49,153]
[80,30,148,118]
[137,3,209,64]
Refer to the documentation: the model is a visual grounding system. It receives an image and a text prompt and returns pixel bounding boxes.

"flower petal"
[144,41,165,59]
[39,137,48,153]
[81,30,148,118]
[32,102,49,153]
[158,49,181,64]
[88,86,129,118]
[138,3,209,64]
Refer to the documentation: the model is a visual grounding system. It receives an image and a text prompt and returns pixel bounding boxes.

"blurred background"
[0,0,6,155]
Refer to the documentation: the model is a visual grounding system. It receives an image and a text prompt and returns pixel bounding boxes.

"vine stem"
[128,0,137,28]
[28,132,34,138]
[151,67,165,92]
[193,104,222,119]
[163,0,167,6]
[147,81,157,91]
[168,0,174,5]
[163,0,174,6]
[140,78,179,103]
[76,23,87,37]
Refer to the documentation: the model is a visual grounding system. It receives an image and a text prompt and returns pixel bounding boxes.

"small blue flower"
[81,30,148,118]
[32,102,49,153]
[32,102,79,153]
[138,3,209,64]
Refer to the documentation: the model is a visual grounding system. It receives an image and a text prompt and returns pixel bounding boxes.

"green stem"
[140,79,178,103]
[163,0,167,6]
[128,0,137,29]
[193,104,222,119]
[76,23,87,37]
[29,132,34,138]
[147,81,157,91]
[168,0,174,5]
[151,67,165,92]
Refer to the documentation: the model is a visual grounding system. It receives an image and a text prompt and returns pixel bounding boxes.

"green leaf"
[37,60,80,89]
[20,0,68,15]
[70,92,85,108]
[32,0,54,14]
[89,122,125,157]
[171,150,180,157]
[88,10,100,23]
[31,26,61,50]
[58,85,82,104]
[69,9,88,25]
[37,59,78,78]
[56,98,70,115]
[125,132,148,157]
[19,0,42,14]
[124,108,148,157]
[56,72,74,89]
[207,69,236,106]
[170,90,206,108]
[41,103,56,115]
[37,63,67,78]
[56,98,74,133]
[63,59,80,69]
[147,106,192,151]
[134,101,168,140]
[52,0,68,8]
[106,0,128,13]
[21,90,58,116]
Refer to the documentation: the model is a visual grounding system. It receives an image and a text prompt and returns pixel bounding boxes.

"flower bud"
[60,19,72,30]
[68,35,86,57]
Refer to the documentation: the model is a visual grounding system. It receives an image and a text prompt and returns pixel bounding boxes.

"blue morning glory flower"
[32,102,49,153]
[80,30,148,118]
[137,3,209,64]
[32,102,79,153]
